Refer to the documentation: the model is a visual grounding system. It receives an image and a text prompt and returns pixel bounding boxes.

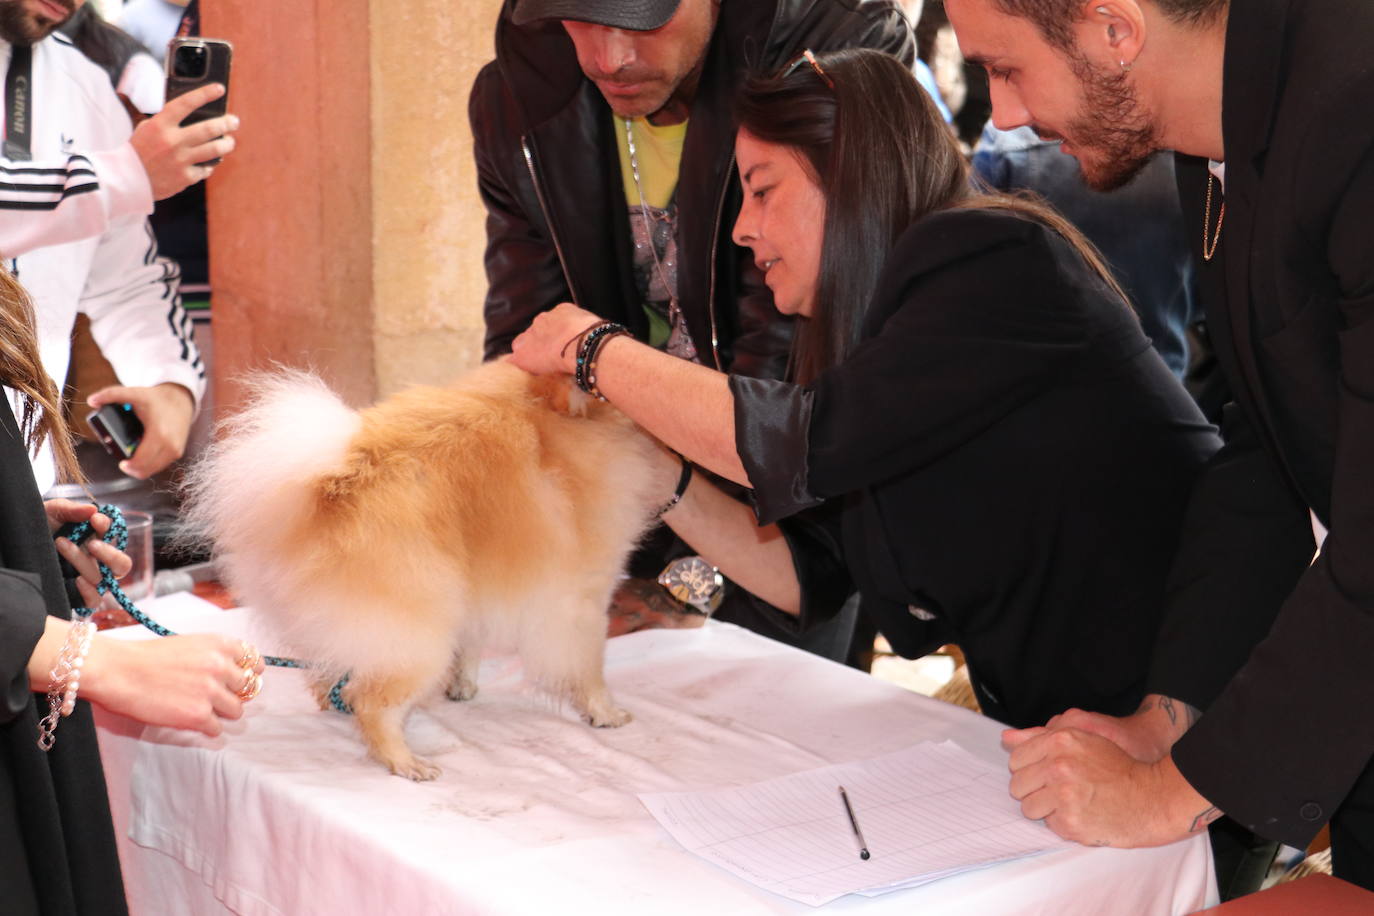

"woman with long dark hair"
[0,264,264,912]
[511,48,1218,730]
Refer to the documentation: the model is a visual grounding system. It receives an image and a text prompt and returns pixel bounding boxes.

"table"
[94,594,1217,915]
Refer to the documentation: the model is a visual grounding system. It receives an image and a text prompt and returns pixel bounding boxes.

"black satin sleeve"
[0,568,46,724]
[775,499,856,630]
[729,374,824,525]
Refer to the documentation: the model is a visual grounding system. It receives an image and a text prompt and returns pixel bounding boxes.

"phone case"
[87,403,144,460]
[165,37,233,128]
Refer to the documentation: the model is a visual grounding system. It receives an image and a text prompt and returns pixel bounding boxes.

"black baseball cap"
[511,0,682,31]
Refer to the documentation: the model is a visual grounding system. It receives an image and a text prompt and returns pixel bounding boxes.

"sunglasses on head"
[783,48,835,89]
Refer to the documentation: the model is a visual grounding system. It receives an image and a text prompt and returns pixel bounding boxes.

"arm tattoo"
[1188,805,1222,833]
[1153,695,1203,733]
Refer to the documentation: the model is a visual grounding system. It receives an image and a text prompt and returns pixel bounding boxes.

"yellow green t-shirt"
[614,115,689,351]
[615,115,686,209]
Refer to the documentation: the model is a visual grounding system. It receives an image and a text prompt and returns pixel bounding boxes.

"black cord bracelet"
[657,455,693,517]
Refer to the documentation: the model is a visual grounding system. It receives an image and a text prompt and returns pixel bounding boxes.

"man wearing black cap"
[470,0,913,660]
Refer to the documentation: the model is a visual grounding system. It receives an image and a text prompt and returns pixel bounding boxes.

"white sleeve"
[0,142,153,258]
[79,215,205,409]
[117,52,166,115]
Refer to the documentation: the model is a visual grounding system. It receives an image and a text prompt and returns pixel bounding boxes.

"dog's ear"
[527,374,590,417]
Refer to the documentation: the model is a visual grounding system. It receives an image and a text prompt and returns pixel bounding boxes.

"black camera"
[171,41,210,80]
[87,403,144,460]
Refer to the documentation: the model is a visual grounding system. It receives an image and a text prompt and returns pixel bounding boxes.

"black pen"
[838,785,871,860]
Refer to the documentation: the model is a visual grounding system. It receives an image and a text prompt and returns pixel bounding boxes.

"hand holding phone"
[131,63,239,200]
[87,403,144,460]
[164,37,234,165]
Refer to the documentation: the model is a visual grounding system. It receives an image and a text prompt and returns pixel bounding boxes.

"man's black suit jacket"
[1148,0,1374,848]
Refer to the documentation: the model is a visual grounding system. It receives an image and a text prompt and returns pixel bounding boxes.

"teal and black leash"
[64,504,353,714]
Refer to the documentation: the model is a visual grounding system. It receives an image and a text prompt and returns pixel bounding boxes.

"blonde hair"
[0,265,81,483]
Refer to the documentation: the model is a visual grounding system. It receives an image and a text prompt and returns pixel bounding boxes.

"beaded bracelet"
[656,454,694,518]
[572,321,613,393]
[37,615,96,751]
[575,321,631,401]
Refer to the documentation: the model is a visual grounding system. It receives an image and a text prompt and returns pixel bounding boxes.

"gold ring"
[237,642,261,671]
[237,670,262,701]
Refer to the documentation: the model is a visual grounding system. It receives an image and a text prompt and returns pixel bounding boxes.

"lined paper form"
[639,741,1074,906]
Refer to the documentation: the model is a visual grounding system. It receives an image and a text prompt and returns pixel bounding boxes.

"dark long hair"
[58,4,153,88]
[735,48,1127,383]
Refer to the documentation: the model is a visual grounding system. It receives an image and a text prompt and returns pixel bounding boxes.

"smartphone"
[164,37,233,163]
[87,403,144,460]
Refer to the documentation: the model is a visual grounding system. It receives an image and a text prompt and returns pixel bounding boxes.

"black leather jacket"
[470,0,914,375]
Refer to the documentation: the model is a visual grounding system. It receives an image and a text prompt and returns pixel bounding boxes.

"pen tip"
[860,850,871,860]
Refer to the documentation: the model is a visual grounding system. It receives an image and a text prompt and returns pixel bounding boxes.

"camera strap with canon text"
[4,44,32,160]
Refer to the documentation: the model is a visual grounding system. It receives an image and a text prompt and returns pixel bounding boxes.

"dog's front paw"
[389,755,442,781]
[583,706,632,728]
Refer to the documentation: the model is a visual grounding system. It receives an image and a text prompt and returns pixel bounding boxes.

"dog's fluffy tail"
[180,369,361,583]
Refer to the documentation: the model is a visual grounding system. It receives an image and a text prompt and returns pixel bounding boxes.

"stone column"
[203,0,500,411]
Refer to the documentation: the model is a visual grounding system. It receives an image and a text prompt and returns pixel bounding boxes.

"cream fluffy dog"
[182,360,666,780]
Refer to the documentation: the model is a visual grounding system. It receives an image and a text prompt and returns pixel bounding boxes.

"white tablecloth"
[94,594,1216,915]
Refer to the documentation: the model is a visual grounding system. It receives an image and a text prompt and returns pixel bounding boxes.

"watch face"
[658,556,723,611]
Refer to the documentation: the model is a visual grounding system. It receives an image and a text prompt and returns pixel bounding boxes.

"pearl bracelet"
[37,616,96,751]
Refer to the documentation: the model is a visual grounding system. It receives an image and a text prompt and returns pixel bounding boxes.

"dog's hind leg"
[444,648,480,702]
[347,672,444,781]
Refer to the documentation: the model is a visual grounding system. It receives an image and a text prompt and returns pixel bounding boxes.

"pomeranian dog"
[182,360,667,780]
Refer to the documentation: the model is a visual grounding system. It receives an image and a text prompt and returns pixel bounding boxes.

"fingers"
[55,535,101,582]
[43,498,99,530]
[165,637,261,735]
[49,500,131,590]
[171,136,235,179]
[133,90,239,199]
[179,113,239,146]
[86,510,112,536]
[1044,710,1072,731]
[1001,725,1044,752]
[233,639,266,676]
[210,678,246,724]
[84,538,132,579]
[510,306,603,375]
[1046,708,1107,734]
[1008,752,1049,801]
[91,384,195,479]
[1019,786,1061,823]
[119,432,177,480]
[158,82,226,123]
[75,577,102,610]
[86,385,138,408]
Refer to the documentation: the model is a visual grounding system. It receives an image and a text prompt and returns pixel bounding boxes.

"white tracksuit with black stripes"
[1,34,203,492]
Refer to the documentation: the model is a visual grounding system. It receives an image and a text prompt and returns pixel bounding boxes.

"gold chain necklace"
[1202,172,1225,261]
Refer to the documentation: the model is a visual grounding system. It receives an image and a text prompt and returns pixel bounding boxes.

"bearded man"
[947,0,1374,893]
